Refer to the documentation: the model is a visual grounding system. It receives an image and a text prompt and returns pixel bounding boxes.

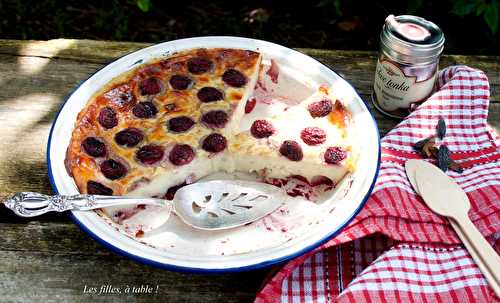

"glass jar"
[372,15,445,119]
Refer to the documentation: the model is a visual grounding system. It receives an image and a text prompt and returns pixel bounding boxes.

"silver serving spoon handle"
[3,192,168,217]
[2,180,286,230]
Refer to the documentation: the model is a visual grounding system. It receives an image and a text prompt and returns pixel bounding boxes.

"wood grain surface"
[0,39,498,303]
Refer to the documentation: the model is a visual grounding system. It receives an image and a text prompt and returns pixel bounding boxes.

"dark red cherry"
[100,159,127,180]
[98,107,118,129]
[197,87,224,103]
[279,140,303,161]
[201,110,229,128]
[250,120,275,138]
[300,127,327,146]
[222,69,247,87]
[136,144,165,165]
[167,116,195,133]
[169,144,195,166]
[308,99,333,118]
[169,75,194,90]
[87,181,113,195]
[139,77,162,95]
[187,57,213,74]
[132,102,157,119]
[202,133,227,153]
[324,147,347,165]
[114,128,144,147]
[82,137,106,157]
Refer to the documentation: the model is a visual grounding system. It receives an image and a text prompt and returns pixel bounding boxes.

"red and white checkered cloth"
[255,66,500,303]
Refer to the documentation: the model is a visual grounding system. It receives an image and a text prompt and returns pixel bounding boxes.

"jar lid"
[381,15,445,65]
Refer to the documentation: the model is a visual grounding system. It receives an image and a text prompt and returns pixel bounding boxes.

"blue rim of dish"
[46,37,381,273]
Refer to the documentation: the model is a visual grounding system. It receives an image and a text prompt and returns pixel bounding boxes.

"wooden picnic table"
[0,39,498,303]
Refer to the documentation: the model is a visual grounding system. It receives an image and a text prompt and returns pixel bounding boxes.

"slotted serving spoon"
[405,159,500,297]
[3,180,286,230]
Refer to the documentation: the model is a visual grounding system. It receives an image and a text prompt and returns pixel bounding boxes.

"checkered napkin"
[255,66,500,303]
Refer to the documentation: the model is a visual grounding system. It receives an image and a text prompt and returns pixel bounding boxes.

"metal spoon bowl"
[3,180,286,230]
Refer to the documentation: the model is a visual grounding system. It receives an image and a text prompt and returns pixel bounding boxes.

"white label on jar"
[374,58,437,112]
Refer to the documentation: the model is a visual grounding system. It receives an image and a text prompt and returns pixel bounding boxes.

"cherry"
[114,128,143,147]
[300,127,326,146]
[308,99,333,118]
[279,140,303,161]
[136,144,165,165]
[100,159,127,180]
[202,133,227,153]
[98,107,118,129]
[222,69,247,87]
[250,120,275,138]
[169,144,195,166]
[324,146,347,164]
[82,137,106,157]
[87,181,113,195]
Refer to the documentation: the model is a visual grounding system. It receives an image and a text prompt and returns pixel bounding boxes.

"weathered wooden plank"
[0,39,497,101]
[0,205,68,223]
[0,39,148,64]
[0,222,269,302]
[0,252,267,303]
[0,221,109,255]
